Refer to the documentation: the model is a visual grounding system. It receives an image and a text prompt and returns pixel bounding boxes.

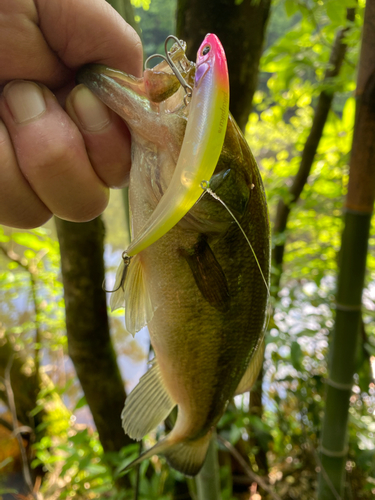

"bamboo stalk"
[318,212,372,499]
[317,1,375,497]
[195,433,222,500]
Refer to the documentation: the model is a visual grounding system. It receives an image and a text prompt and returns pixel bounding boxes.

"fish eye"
[202,45,210,56]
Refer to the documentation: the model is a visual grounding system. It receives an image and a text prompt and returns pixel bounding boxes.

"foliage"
[131,0,176,58]
[1,0,375,499]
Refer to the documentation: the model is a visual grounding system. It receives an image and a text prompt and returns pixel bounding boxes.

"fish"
[77,34,270,476]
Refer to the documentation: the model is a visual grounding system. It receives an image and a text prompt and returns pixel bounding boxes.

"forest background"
[0,0,374,499]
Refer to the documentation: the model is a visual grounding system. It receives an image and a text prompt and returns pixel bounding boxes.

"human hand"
[0,0,142,229]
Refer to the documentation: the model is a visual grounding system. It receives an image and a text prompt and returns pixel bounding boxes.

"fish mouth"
[77,63,146,95]
[77,64,141,93]
[76,42,195,115]
[76,63,154,122]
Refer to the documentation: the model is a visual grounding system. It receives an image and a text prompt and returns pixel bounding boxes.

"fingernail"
[73,86,111,132]
[4,81,46,124]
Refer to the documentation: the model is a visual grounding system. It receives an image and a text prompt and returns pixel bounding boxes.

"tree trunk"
[0,336,42,432]
[317,1,375,497]
[176,0,271,132]
[55,217,133,454]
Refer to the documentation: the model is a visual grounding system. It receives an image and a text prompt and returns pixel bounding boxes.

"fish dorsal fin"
[180,237,230,313]
[235,339,265,395]
[110,254,153,336]
[122,360,176,440]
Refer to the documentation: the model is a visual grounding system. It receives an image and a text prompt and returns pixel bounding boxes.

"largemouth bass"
[78,35,270,476]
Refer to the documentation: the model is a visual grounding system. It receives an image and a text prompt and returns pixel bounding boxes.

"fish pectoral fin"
[111,254,154,336]
[121,361,176,440]
[235,339,265,395]
[121,431,212,477]
[180,237,230,313]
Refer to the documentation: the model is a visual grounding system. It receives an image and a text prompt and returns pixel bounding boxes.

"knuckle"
[25,130,81,182]
[64,192,109,223]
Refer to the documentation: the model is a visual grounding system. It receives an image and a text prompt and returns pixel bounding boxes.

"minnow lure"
[125,34,229,256]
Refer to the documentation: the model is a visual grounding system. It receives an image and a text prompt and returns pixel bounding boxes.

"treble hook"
[144,35,193,100]
[102,252,132,293]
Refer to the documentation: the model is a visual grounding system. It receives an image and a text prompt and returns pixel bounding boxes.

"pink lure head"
[194,34,228,88]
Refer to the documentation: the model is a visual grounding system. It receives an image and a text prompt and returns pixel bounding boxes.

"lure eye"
[202,45,210,56]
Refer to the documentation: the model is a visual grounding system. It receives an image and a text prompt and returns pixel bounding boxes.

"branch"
[271,8,355,292]
[217,435,282,500]
[0,244,28,270]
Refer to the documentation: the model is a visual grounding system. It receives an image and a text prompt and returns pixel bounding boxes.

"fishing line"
[200,180,270,296]
[200,180,272,339]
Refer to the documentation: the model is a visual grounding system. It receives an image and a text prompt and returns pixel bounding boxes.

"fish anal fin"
[122,360,176,440]
[122,431,212,477]
[235,339,265,395]
[180,238,230,313]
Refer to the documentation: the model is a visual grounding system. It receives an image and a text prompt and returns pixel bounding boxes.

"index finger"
[0,0,142,89]
[36,0,143,77]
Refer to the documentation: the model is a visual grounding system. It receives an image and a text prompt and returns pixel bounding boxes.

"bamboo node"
[326,378,353,391]
[320,445,348,458]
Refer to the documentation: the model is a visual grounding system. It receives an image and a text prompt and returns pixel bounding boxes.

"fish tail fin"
[162,432,212,476]
[122,431,212,477]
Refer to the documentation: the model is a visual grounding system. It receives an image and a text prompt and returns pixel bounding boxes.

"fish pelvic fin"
[110,253,153,336]
[122,431,212,477]
[122,360,176,440]
[235,338,265,395]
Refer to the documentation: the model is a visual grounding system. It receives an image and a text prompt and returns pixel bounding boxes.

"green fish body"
[78,42,270,476]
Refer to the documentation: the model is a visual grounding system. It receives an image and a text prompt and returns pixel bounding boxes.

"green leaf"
[284,0,298,17]
[291,341,303,370]
[0,488,18,494]
[326,0,345,23]
[0,457,14,469]
[74,395,87,410]
[342,97,355,131]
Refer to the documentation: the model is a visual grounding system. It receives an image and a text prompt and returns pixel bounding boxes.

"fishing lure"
[125,33,229,256]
